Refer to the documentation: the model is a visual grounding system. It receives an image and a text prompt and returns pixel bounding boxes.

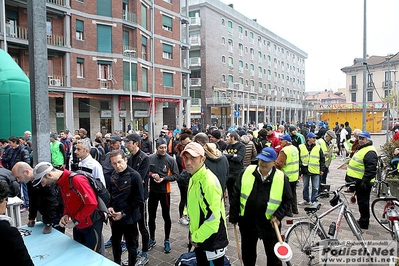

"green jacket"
[187,165,229,251]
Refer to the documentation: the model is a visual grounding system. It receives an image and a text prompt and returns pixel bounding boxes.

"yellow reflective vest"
[239,165,284,220]
[347,145,378,182]
[299,144,321,174]
[281,145,299,182]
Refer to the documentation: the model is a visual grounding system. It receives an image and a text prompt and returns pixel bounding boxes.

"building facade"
[183,0,309,128]
[0,0,189,139]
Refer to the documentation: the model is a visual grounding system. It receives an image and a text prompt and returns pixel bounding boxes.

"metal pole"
[247,92,249,126]
[2,0,7,51]
[386,57,391,142]
[361,0,367,131]
[129,52,133,126]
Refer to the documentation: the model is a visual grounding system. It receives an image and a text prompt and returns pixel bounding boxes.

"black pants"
[72,216,103,254]
[194,247,225,266]
[226,178,236,206]
[133,201,149,253]
[289,181,298,213]
[111,222,138,265]
[355,181,372,226]
[239,222,282,266]
[178,183,188,217]
[148,192,171,240]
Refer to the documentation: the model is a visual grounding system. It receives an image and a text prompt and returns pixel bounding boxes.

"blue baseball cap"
[359,131,371,139]
[306,132,317,139]
[256,147,277,162]
[279,134,292,142]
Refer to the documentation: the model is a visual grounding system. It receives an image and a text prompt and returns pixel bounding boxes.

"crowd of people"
[0,120,381,265]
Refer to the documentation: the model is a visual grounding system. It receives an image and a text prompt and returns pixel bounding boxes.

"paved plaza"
[21,134,397,265]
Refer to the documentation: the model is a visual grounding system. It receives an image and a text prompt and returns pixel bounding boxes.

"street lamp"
[124,49,135,128]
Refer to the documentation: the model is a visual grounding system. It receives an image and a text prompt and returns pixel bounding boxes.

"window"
[221,37,225,45]
[249,32,254,43]
[77,58,84,78]
[76,19,84,40]
[227,21,233,33]
[141,4,147,29]
[79,98,90,112]
[142,68,148,92]
[367,91,373,101]
[162,43,173,59]
[97,25,112,53]
[163,0,172,3]
[238,60,243,73]
[97,0,112,17]
[123,30,129,49]
[228,57,233,68]
[163,72,173,87]
[46,17,52,36]
[228,75,233,88]
[258,67,262,78]
[98,61,112,80]
[351,92,356,102]
[221,56,225,63]
[162,15,172,31]
[228,39,233,52]
[142,36,148,60]
[238,26,243,39]
[258,51,262,63]
[222,74,226,82]
[250,64,254,76]
[238,43,243,56]
[221,18,225,26]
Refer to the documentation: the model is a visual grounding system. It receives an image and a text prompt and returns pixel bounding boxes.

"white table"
[22,222,118,266]
[6,196,23,227]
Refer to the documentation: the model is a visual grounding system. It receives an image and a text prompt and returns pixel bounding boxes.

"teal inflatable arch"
[0,49,31,139]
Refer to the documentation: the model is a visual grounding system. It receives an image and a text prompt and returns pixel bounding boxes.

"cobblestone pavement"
[20,134,397,265]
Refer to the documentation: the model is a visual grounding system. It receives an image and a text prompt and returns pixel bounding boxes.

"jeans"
[20,182,29,208]
[302,174,320,203]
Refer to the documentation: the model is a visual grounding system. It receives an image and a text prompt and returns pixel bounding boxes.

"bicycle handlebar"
[316,182,356,199]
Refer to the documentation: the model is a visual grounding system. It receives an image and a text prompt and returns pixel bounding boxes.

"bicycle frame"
[311,201,347,240]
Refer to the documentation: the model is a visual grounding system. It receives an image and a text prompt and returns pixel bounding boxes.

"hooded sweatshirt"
[203,143,229,192]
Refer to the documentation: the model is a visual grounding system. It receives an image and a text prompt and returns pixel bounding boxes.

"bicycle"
[371,179,399,241]
[372,155,386,197]
[283,182,369,266]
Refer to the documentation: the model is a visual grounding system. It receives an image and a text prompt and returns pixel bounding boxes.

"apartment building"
[0,0,189,138]
[183,0,309,128]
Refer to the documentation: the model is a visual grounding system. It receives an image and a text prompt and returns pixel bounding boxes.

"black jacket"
[141,138,153,155]
[109,166,144,224]
[1,145,30,170]
[225,141,246,179]
[127,150,150,200]
[0,167,20,197]
[28,182,64,225]
[229,167,292,238]
[205,153,229,192]
[148,153,179,193]
[0,216,34,266]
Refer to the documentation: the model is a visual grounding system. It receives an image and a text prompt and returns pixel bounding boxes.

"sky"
[220,0,399,92]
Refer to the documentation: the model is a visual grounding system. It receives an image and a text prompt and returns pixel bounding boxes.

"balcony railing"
[123,80,138,91]
[47,34,66,46]
[205,97,231,105]
[189,57,201,66]
[123,46,137,57]
[190,78,201,86]
[383,81,392,88]
[349,84,358,91]
[47,0,66,6]
[100,79,112,89]
[191,98,201,106]
[48,76,65,87]
[122,10,137,23]
[190,36,201,46]
[6,24,28,40]
[190,16,201,26]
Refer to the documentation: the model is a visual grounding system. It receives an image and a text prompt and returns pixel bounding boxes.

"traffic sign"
[234,111,240,118]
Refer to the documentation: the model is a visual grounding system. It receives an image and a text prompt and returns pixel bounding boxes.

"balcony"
[6,24,28,40]
[205,97,231,105]
[191,98,201,106]
[189,36,201,46]
[47,0,66,6]
[189,57,201,66]
[123,46,137,57]
[383,81,393,88]
[48,76,65,87]
[190,16,201,26]
[349,84,358,91]
[47,34,66,47]
[190,78,201,87]
[123,80,138,91]
[122,10,137,24]
[100,79,112,89]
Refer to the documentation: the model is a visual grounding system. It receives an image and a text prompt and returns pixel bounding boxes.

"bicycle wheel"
[371,198,399,233]
[284,221,327,266]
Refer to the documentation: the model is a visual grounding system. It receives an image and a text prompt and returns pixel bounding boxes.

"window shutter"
[97,0,112,17]
[77,58,84,63]
[162,44,173,53]
[162,15,172,27]
[76,20,84,32]
[97,25,112,53]
[142,36,147,45]
[163,72,173,87]
[123,31,129,47]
